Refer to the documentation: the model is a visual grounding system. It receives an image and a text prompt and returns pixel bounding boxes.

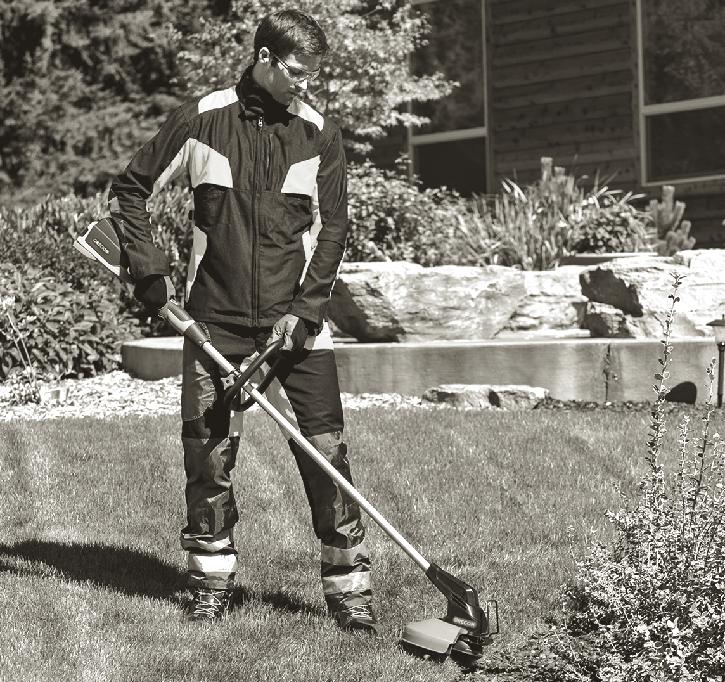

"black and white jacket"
[108,67,347,339]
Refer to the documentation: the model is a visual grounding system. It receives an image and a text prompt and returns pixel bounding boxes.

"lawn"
[0,404,702,681]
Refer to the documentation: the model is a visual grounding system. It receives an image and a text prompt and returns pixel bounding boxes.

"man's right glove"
[133,274,174,313]
[271,313,314,352]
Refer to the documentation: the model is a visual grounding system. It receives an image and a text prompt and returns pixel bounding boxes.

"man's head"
[252,9,329,105]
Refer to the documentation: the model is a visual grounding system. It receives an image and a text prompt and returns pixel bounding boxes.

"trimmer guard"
[401,618,468,655]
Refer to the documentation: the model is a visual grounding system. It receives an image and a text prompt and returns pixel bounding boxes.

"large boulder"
[580,251,725,337]
[329,262,527,341]
[497,265,588,337]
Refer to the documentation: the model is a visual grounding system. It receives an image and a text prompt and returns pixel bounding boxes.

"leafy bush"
[0,187,193,297]
[0,264,141,381]
[346,160,490,265]
[541,274,725,681]
[570,186,653,254]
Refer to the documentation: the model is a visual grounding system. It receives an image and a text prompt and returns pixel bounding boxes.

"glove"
[271,313,313,352]
[133,274,174,312]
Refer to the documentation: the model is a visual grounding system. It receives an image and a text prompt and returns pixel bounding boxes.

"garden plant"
[509,275,725,681]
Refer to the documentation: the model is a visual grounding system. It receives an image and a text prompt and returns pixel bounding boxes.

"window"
[410,0,488,195]
[637,0,725,184]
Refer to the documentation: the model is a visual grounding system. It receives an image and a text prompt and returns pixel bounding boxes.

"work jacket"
[108,66,348,332]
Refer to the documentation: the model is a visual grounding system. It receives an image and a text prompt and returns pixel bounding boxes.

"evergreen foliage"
[0,0,217,203]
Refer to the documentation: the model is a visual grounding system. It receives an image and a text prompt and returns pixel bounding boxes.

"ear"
[258,47,271,64]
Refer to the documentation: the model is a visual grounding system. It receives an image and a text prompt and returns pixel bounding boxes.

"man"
[107,9,378,633]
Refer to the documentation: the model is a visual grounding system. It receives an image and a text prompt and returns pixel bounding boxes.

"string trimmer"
[74,218,499,663]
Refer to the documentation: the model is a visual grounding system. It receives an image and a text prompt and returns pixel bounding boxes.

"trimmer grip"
[159,300,208,348]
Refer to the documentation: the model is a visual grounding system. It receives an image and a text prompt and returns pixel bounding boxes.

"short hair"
[253,9,329,62]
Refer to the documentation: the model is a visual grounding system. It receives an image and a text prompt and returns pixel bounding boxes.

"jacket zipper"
[252,115,263,325]
[265,133,272,190]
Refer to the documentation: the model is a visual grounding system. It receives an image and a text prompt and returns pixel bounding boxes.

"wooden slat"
[493,88,632,127]
[493,92,633,130]
[494,116,634,152]
[494,164,639,189]
[492,27,630,66]
[653,180,725,198]
[489,0,626,25]
[492,80,631,109]
[495,146,636,171]
[495,137,636,166]
[493,50,631,89]
[491,6,629,46]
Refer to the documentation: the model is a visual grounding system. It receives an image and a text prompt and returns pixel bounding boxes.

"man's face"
[257,48,322,105]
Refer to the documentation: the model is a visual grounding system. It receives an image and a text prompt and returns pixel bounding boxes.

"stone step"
[121,336,723,403]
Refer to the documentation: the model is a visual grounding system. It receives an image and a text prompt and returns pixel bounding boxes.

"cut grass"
[0,406,707,681]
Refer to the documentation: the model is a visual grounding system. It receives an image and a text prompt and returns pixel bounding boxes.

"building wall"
[371,0,725,246]
[487,0,638,186]
[486,0,725,246]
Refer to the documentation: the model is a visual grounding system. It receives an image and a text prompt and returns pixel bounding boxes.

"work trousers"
[178,328,372,609]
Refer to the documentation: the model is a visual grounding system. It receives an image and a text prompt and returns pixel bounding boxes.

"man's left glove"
[133,274,174,313]
[271,313,314,352]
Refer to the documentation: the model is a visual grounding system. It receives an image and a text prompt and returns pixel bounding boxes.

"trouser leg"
[179,339,245,590]
[274,348,373,607]
[289,431,372,609]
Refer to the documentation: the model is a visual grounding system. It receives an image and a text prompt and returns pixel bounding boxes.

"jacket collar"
[236,65,290,123]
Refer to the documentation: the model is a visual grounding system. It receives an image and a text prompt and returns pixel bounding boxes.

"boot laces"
[191,589,229,619]
[346,603,374,620]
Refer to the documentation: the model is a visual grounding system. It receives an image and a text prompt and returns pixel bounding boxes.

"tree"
[175,0,456,152]
[0,0,216,203]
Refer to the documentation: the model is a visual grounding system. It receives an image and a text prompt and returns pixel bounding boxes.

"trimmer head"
[400,563,499,664]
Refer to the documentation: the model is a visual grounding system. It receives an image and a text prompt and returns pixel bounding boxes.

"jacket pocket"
[193,184,227,228]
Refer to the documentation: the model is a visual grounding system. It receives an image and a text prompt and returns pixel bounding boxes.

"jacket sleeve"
[107,105,191,282]
[287,125,348,331]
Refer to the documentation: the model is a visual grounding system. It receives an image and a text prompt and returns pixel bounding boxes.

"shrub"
[0,264,141,380]
[570,186,653,254]
[452,159,653,270]
[346,160,493,265]
[540,274,725,681]
[0,186,193,297]
[458,175,577,270]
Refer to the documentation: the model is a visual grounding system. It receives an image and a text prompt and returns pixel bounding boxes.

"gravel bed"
[0,371,439,422]
[0,372,698,422]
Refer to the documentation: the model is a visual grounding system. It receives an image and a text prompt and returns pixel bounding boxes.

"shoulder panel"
[197,86,239,115]
[287,98,324,132]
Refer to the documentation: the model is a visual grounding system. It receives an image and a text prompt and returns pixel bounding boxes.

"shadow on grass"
[0,539,321,615]
[233,584,324,616]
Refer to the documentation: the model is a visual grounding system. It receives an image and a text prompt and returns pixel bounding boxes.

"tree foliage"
[176,0,456,151]
[0,1,453,202]
[0,0,216,203]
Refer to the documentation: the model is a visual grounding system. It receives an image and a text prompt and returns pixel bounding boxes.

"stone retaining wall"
[328,250,725,342]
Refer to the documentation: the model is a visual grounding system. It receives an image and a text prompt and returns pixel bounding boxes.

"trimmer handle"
[225,338,285,411]
[159,300,284,411]
[159,300,209,348]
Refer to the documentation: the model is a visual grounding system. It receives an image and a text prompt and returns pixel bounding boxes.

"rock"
[498,265,588,336]
[329,262,527,341]
[422,384,549,410]
[579,251,725,337]
[673,249,725,269]
[582,302,633,338]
